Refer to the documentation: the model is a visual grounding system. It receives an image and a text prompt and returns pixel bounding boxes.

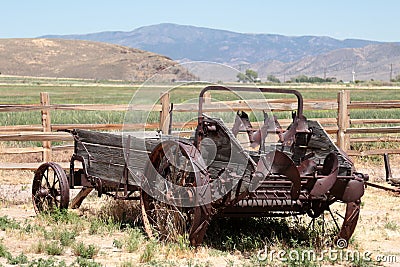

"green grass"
[1,81,399,127]
[0,78,399,154]
[44,241,64,256]
[0,216,21,231]
[384,221,398,231]
[72,242,99,259]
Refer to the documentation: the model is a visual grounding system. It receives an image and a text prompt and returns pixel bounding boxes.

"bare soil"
[0,160,399,266]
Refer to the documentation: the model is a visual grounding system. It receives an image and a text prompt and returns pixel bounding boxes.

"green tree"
[245,69,258,82]
[292,75,309,83]
[267,74,281,83]
[392,74,400,82]
[236,72,248,82]
[236,69,259,82]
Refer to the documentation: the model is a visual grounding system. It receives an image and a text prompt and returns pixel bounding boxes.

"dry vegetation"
[0,157,399,266]
[0,38,194,81]
[0,80,399,266]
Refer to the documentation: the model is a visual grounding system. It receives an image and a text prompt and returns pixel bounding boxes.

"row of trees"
[390,74,400,82]
[236,69,336,83]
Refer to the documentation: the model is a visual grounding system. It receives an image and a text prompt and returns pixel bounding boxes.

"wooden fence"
[0,90,399,170]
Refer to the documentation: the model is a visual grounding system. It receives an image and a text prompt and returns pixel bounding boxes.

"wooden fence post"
[337,90,351,151]
[203,91,211,104]
[159,92,170,134]
[40,92,52,162]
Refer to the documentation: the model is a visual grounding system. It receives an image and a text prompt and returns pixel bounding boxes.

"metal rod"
[383,153,393,182]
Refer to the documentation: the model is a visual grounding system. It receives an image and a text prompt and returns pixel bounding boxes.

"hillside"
[252,43,400,82]
[42,23,381,65]
[0,38,194,81]
[40,23,400,81]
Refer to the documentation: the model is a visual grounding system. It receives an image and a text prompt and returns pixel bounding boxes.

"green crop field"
[0,77,399,128]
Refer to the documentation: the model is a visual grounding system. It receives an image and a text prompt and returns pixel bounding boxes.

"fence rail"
[0,90,399,170]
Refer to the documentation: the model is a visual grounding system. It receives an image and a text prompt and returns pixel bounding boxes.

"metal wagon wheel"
[141,141,212,245]
[32,162,70,213]
[306,199,361,248]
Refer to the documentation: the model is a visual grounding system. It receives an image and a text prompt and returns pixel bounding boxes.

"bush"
[0,216,20,231]
[44,241,64,256]
[72,242,99,259]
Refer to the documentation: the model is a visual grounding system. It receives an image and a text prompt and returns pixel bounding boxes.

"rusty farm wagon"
[31,86,368,246]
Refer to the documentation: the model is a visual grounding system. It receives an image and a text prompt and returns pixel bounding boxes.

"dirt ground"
[0,159,399,266]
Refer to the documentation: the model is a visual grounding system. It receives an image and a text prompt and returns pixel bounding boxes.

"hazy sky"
[1,0,399,41]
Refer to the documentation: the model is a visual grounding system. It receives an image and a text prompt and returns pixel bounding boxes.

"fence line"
[0,90,399,170]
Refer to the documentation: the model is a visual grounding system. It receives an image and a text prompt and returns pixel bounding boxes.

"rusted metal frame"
[249,191,326,201]
[384,153,393,182]
[70,151,96,190]
[218,211,305,218]
[196,86,304,149]
[365,182,400,193]
[198,86,304,118]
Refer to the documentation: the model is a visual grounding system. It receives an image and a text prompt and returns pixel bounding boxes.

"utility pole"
[390,63,393,81]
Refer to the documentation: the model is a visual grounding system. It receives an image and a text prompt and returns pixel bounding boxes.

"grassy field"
[0,77,400,266]
[1,77,399,154]
[1,77,400,125]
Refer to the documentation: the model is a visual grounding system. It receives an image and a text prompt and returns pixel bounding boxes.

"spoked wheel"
[306,200,360,248]
[32,162,70,213]
[141,141,212,246]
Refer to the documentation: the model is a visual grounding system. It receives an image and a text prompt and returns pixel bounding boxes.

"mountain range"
[42,23,400,82]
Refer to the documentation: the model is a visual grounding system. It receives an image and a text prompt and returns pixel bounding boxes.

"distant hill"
[0,38,194,81]
[42,23,381,65]
[41,23,400,81]
[252,43,400,82]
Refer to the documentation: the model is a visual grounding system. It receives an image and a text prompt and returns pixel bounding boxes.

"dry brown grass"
[0,152,399,266]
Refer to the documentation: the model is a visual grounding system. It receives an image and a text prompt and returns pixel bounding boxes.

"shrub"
[72,242,99,259]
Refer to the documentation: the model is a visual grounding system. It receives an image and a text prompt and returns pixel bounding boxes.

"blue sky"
[1,0,399,41]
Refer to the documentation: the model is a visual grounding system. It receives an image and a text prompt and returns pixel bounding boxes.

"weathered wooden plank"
[347,149,400,156]
[351,119,400,125]
[41,92,52,162]
[337,90,350,151]
[0,162,81,170]
[53,123,162,131]
[76,142,150,169]
[349,102,400,109]
[73,130,162,185]
[53,103,161,112]
[0,132,73,141]
[0,104,42,112]
[74,129,161,152]
[0,125,43,132]
[346,126,400,134]
[75,129,124,147]
[0,104,161,112]
[174,99,338,112]
[0,147,44,154]
[350,136,400,143]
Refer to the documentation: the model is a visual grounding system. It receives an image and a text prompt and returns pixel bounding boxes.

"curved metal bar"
[198,85,304,120]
